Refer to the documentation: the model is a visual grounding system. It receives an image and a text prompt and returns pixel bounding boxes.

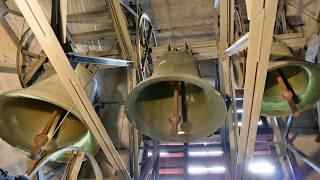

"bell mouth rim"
[125,73,227,142]
[268,59,320,71]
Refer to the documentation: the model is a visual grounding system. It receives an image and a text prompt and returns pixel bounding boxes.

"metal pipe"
[66,53,133,66]
[140,140,159,180]
[133,128,140,180]
[287,144,320,173]
[283,114,293,142]
[183,143,189,180]
[129,126,134,178]
[284,115,294,140]
[269,117,296,180]
[119,0,138,17]
[152,156,159,180]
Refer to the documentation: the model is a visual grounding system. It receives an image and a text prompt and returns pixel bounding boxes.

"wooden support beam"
[230,65,240,140]
[235,0,278,179]
[67,151,85,180]
[287,0,320,22]
[0,65,16,73]
[245,0,252,20]
[218,0,236,178]
[105,0,142,80]
[87,48,121,57]
[67,6,109,23]
[0,16,19,45]
[105,1,140,179]
[226,32,306,57]
[105,0,136,61]
[71,29,116,42]
[14,1,130,179]
[60,0,67,43]
[274,33,306,49]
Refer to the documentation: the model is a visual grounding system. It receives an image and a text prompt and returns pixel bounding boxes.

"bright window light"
[147,151,168,157]
[178,131,186,135]
[188,166,226,174]
[160,152,168,156]
[248,161,275,174]
[238,120,263,127]
[237,109,243,113]
[188,150,223,157]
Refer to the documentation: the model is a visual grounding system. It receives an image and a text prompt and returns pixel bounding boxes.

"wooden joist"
[152,40,218,61]
[218,0,236,179]
[67,6,109,23]
[72,29,116,42]
[274,33,307,49]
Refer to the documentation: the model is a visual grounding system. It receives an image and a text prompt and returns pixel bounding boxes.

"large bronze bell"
[261,44,320,116]
[0,65,98,161]
[126,51,227,142]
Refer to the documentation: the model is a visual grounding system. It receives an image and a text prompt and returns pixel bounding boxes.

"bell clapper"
[31,109,60,159]
[169,82,182,136]
[274,70,301,117]
[169,115,182,136]
[169,81,191,136]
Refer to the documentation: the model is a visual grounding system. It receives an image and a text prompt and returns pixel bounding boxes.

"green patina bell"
[0,65,98,161]
[126,51,227,142]
[261,44,320,116]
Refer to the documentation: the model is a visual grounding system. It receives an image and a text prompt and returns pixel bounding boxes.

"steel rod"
[287,144,320,173]
[119,0,138,17]
[66,53,133,66]
[140,140,159,180]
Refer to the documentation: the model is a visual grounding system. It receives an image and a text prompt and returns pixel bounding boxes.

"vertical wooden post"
[60,0,67,43]
[218,0,236,178]
[245,0,252,20]
[235,0,279,179]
